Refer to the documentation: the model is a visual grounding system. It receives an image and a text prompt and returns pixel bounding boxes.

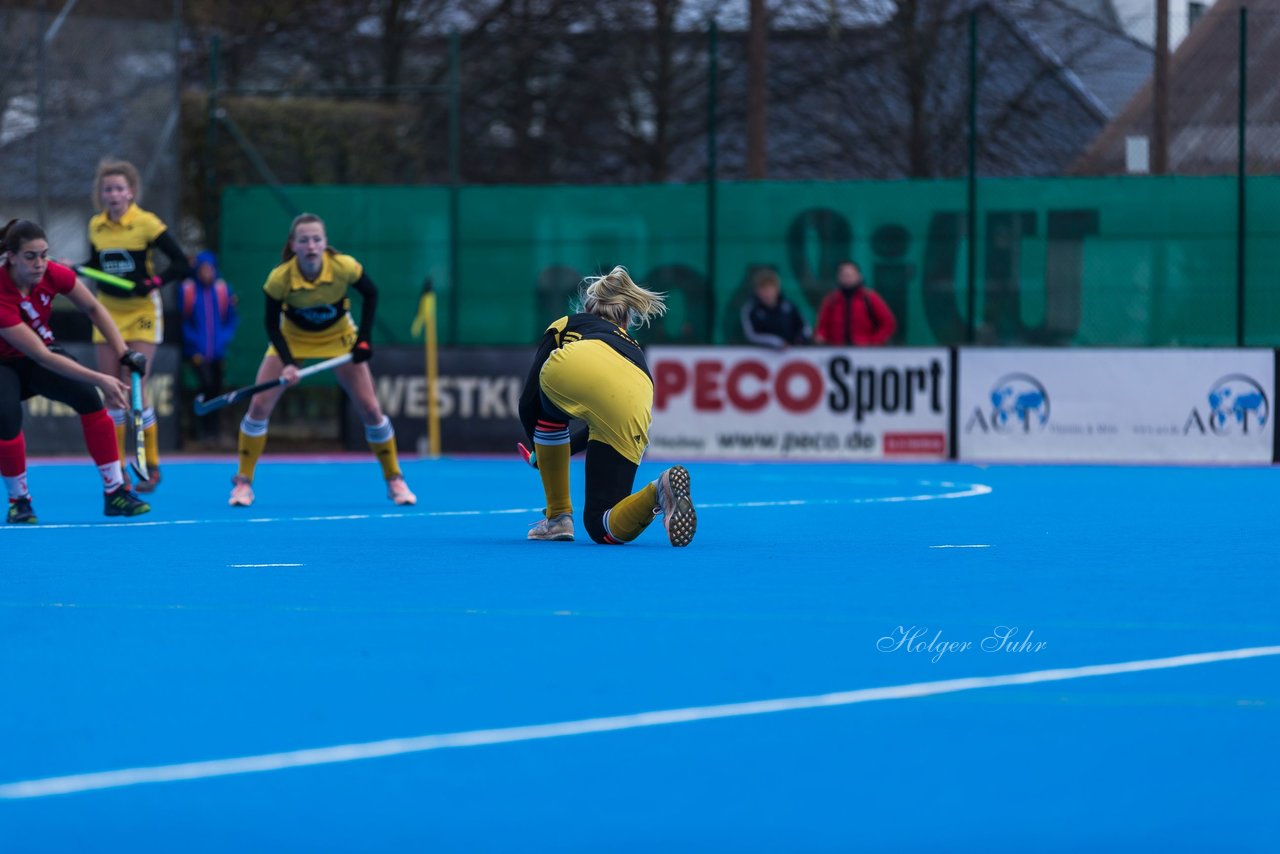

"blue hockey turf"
[1,457,1277,851]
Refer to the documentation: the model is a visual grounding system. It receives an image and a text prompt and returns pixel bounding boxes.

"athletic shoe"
[229,475,255,507]
[655,465,697,547]
[528,513,574,541]
[7,496,37,524]
[104,485,150,517]
[387,475,417,506]
[134,466,161,494]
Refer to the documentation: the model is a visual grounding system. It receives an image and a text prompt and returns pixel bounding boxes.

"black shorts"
[0,356,104,439]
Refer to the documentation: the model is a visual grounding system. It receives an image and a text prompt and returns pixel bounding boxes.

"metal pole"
[36,7,47,226]
[1237,7,1247,347]
[966,10,978,344]
[204,34,220,246]
[706,20,718,343]
[448,30,461,346]
[171,0,182,226]
[1153,0,1169,175]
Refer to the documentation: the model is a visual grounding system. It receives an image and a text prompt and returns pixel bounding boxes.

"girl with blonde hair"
[82,159,192,493]
[518,266,696,546]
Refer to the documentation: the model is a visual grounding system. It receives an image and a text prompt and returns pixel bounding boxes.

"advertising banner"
[958,348,1275,462]
[23,344,182,454]
[647,347,950,460]
[342,346,532,454]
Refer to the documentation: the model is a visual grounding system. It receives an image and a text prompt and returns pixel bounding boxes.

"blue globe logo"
[990,373,1050,433]
[1207,375,1269,435]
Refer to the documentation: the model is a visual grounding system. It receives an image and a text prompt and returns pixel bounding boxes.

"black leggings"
[186,357,224,438]
[583,440,640,544]
[0,358,104,440]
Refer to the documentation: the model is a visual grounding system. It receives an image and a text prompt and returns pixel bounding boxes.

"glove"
[518,442,538,470]
[136,275,163,295]
[351,339,373,364]
[120,349,148,375]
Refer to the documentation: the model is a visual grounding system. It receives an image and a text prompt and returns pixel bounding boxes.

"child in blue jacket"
[181,251,238,440]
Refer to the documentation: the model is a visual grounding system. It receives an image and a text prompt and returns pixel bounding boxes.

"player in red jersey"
[0,219,150,522]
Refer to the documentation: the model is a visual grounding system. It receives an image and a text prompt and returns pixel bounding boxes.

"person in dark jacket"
[814,260,896,346]
[740,268,809,349]
[181,251,238,441]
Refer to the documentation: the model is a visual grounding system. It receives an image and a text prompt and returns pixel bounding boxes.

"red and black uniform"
[0,262,119,475]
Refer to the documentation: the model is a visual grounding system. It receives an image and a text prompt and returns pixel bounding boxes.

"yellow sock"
[114,422,126,463]
[535,441,572,518]
[143,422,160,469]
[603,484,658,542]
[368,437,401,480]
[237,429,268,480]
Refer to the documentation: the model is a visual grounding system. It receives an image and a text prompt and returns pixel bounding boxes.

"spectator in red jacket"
[813,261,896,346]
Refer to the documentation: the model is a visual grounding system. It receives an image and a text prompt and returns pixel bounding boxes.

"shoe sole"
[528,531,574,542]
[662,466,697,547]
[105,504,151,517]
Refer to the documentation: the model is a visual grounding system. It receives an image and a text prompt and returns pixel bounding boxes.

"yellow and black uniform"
[84,202,190,480]
[260,248,375,364]
[518,312,660,544]
[84,203,190,344]
[236,248,403,485]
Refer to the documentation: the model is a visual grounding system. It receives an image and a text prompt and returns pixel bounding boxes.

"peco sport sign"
[647,347,950,460]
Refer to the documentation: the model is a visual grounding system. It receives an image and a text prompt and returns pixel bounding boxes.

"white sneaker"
[387,475,417,506]
[229,475,255,507]
[528,513,574,541]
[655,466,696,547]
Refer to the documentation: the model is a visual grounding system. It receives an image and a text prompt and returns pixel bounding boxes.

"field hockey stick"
[194,353,353,415]
[75,266,136,291]
[129,373,150,483]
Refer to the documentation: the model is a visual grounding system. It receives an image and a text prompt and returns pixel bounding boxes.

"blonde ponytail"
[579,266,667,329]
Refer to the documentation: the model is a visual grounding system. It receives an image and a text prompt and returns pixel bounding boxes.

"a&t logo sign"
[966,373,1050,434]
[1185,374,1269,436]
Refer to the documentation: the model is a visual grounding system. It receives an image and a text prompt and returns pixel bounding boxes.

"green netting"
[219,177,1279,384]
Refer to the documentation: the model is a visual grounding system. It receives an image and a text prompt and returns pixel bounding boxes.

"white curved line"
[0,481,991,531]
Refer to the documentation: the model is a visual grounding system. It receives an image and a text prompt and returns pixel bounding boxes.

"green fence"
[219,176,1280,384]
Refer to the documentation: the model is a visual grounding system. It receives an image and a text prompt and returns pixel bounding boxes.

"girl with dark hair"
[0,219,150,522]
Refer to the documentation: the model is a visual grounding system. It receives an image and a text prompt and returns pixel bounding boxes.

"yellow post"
[412,280,441,457]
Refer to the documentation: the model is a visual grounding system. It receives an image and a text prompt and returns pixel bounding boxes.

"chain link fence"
[5,2,1264,360]
[0,4,182,265]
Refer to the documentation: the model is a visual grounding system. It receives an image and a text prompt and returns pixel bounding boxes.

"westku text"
[655,354,945,423]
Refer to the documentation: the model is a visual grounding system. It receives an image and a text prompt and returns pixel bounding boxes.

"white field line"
[1,644,1276,800]
[0,481,992,531]
[227,563,304,568]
